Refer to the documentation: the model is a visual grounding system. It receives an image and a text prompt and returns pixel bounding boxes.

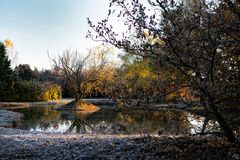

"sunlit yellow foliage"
[125,60,153,79]
[40,84,61,101]
[85,64,116,97]
[119,57,158,91]
[3,39,14,48]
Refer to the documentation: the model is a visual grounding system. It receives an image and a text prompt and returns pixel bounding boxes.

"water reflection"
[9,106,221,135]
[64,111,97,134]
[186,113,220,134]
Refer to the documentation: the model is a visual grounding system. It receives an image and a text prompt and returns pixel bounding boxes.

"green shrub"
[14,81,42,102]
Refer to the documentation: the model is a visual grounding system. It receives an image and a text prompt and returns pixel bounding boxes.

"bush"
[14,81,42,102]
[14,81,62,102]
[40,84,62,101]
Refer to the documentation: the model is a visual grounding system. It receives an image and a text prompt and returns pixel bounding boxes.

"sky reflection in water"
[10,106,220,135]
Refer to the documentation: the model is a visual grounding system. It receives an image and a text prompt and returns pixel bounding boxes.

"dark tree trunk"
[209,103,236,143]
[213,111,236,143]
[76,124,81,133]
[201,116,209,134]
[75,93,84,103]
[201,89,237,143]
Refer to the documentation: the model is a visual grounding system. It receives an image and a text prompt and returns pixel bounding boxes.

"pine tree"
[0,42,15,101]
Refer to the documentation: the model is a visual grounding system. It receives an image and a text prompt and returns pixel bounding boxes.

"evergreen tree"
[0,42,15,101]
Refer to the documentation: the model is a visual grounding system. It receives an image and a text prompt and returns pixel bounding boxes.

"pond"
[7,105,222,135]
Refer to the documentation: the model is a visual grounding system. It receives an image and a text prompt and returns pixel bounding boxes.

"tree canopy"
[88,0,240,142]
[50,46,114,102]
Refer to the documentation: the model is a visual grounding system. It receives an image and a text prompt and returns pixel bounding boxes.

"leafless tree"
[50,46,112,103]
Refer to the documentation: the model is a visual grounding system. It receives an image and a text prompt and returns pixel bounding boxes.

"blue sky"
[0,0,110,69]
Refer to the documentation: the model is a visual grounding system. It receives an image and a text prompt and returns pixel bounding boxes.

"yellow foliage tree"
[3,39,14,48]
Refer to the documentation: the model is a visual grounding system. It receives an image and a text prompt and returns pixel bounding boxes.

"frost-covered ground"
[0,127,239,160]
[0,109,22,128]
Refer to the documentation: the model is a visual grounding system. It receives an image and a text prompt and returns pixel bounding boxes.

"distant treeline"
[0,42,61,102]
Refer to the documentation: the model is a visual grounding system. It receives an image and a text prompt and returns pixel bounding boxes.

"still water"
[9,106,220,135]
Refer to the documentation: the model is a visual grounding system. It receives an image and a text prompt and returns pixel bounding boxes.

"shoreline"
[0,98,114,109]
[0,107,239,159]
[0,99,73,109]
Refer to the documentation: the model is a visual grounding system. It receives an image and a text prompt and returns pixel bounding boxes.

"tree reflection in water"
[63,109,220,135]
[10,106,235,135]
[64,111,97,134]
